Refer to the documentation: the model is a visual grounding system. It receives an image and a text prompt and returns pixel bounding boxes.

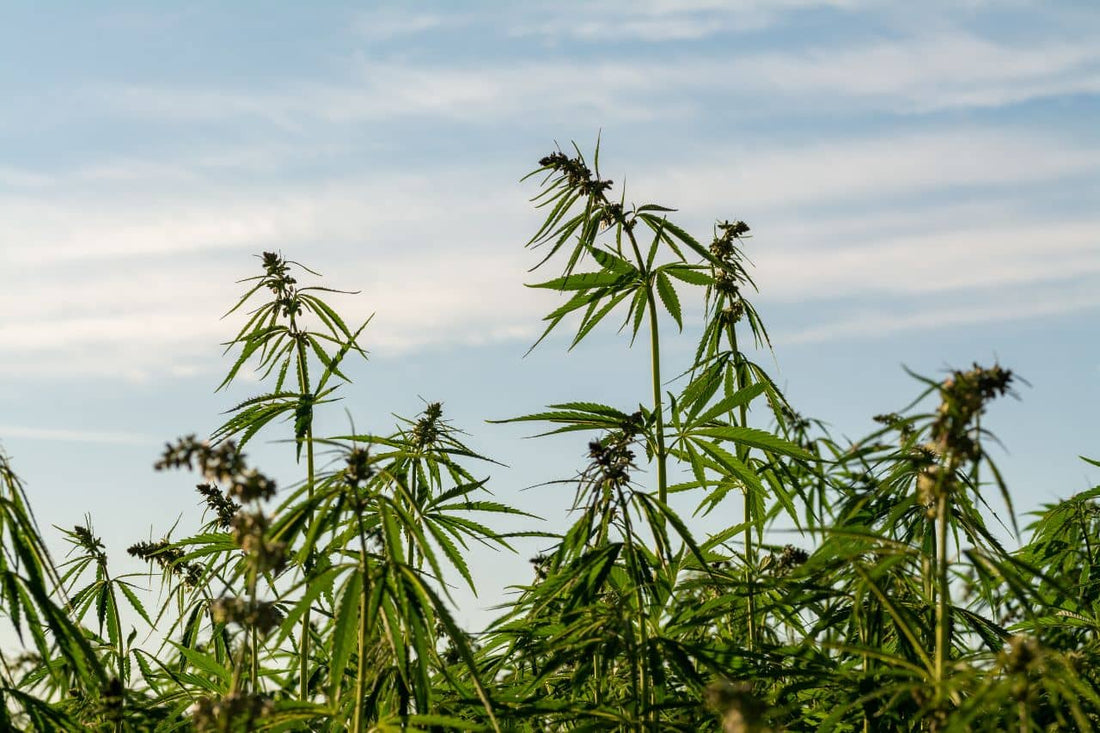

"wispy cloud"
[353,9,451,42]
[0,424,157,445]
[0,169,547,379]
[87,27,1099,131]
[782,283,1100,345]
[638,128,1100,214]
[95,59,684,127]
[727,32,1100,113]
[0,167,52,188]
[509,0,864,41]
[752,217,1100,303]
[2,120,1096,380]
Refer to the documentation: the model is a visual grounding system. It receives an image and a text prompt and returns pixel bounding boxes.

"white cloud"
[728,32,1100,113]
[353,10,450,41]
[782,284,1100,345]
[754,218,1100,302]
[0,170,549,379]
[635,128,1100,213]
[0,167,52,188]
[97,58,683,127]
[0,424,157,445]
[4,122,1098,380]
[510,0,864,41]
[88,26,1100,131]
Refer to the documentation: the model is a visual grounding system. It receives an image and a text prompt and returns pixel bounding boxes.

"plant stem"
[727,322,757,650]
[619,498,654,730]
[294,327,316,702]
[934,490,950,706]
[248,566,259,694]
[646,288,667,506]
[352,520,370,733]
[623,226,667,507]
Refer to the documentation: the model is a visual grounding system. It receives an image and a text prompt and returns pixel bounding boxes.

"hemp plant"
[3,139,1100,732]
[482,142,814,730]
[0,449,108,730]
[214,251,369,702]
[151,437,288,731]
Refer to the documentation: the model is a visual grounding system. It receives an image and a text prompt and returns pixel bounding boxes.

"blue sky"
[1,1,1098,628]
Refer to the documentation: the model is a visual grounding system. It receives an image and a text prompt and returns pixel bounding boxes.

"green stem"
[352,520,370,733]
[726,322,757,650]
[294,329,316,702]
[250,626,259,693]
[408,453,418,568]
[934,490,950,705]
[646,287,667,506]
[248,567,259,694]
[106,573,124,733]
[619,494,654,730]
[860,612,871,733]
[744,491,756,651]
[622,226,667,507]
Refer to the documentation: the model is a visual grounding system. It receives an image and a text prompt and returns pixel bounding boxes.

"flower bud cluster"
[411,402,443,449]
[539,151,613,197]
[189,692,273,732]
[127,540,203,586]
[587,438,635,488]
[705,679,770,733]
[260,251,302,319]
[156,436,245,484]
[709,220,752,323]
[343,446,374,490]
[775,544,809,574]
[931,363,1013,462]
[873,412,915,442]
[196,483,240,528]
[231,511,287,574]
[210,597,282,635]
[916,363,1013,510]
[156,437,277,504]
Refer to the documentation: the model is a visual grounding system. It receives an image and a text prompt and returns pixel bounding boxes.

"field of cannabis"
[2,145,1098,732]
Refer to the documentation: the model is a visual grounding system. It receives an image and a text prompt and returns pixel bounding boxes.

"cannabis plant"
[1,141,1098,733]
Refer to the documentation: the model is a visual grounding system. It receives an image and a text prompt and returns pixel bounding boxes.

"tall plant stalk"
[351,509,370,733]
[934,490,950,707]
[212,252,370,708]
[726,322,758,649]
[295,328,315,702]
[622,223,668,505]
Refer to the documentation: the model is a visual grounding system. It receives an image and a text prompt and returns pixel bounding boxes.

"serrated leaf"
[170,643,231,687]
[693,425,816,460]
[528,271,625,291]
[693,382,767,426]
[655,271,683,330]
[663,264,713,286]
[587,245,635,275]
[329,570,362,702]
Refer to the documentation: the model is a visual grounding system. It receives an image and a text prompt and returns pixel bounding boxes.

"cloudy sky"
[2,1,1098,626]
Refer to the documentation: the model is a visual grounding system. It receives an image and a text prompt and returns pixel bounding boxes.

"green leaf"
[587,245,636,275]
[692,382,767,425]
[654,271,683,330]
[528,271,625,291]
[170,643,232,687]
[570,288,632,350]
[329,570,362,702]
[693,425,816,460]
[694,439,766,496]
[663,264,712,286]
[119,576,154,620]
